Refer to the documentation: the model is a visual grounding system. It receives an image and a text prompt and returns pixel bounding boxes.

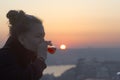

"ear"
[18,35,25,45]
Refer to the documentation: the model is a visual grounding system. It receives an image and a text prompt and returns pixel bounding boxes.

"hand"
[37,40,52,60]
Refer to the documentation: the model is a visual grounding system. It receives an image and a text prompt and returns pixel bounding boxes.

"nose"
[41,38,44,41]
[38,38,44,43]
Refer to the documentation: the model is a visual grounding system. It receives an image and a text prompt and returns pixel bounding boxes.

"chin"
[26,47,37,53]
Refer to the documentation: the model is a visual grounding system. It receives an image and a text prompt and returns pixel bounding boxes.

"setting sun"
[60,44,66,50]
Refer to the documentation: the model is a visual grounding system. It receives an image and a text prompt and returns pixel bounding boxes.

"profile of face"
[18,23,45,53]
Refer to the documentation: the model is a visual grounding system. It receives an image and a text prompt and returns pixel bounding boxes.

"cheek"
[27,40,38,52]
[23,37,39,51]
[29,39,39,47]
[29,38,42,48]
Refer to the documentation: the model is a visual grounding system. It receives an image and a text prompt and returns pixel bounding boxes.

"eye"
[35,33,45,38]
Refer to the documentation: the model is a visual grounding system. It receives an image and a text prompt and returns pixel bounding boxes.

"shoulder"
[0,48,10,57]
[0,48,9,57]
[0,48,15,63]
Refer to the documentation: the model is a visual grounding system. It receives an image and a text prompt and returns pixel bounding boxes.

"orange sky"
[0,0,120,48]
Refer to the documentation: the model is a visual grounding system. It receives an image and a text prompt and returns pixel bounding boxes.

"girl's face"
[18,23,45,53]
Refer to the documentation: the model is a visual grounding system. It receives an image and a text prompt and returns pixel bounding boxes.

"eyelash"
[36,35,44,38]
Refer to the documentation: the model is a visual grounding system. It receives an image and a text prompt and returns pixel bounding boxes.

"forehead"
[28,23,44,34]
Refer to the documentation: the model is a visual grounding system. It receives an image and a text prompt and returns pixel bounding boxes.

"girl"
[0,10,51,80]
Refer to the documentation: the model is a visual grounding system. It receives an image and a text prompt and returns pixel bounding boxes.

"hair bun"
[7,10,19,19]
[6,10,25,25]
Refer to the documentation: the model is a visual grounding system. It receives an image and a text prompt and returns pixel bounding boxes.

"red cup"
[47,46,56,54]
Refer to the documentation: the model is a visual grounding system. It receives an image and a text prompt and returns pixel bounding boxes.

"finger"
[46,41,52,46]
